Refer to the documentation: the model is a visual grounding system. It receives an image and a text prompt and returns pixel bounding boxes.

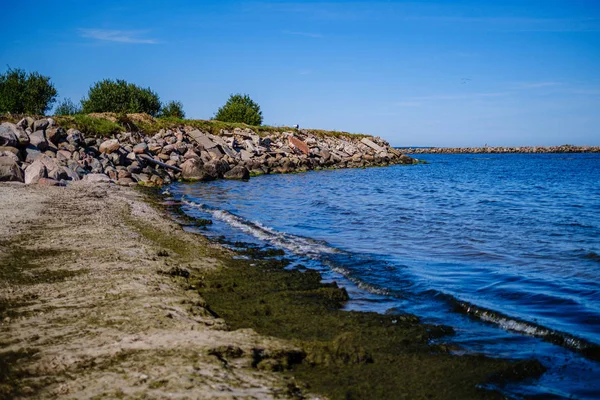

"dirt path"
[0,183,309,399]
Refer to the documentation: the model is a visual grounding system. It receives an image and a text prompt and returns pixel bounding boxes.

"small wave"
[182,198,339,258]
[454,300,600,362]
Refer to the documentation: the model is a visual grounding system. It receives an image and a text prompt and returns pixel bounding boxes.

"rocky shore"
[402,144,600,154]
[0,114,416,186]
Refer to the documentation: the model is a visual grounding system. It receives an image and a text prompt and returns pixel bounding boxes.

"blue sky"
[1,0,599,146]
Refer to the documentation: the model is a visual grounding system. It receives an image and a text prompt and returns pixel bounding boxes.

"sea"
[166,153,600,399]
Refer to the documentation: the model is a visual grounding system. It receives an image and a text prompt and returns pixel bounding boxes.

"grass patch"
[54,114,123,138]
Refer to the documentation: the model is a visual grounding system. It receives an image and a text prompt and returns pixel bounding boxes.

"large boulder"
[0,123,19,147]
[29,130,49,151]
[24,159,47,184]
[180,159,207,181]
[204,159,230,179]
[0,156,24,182]
[224,165,250,180]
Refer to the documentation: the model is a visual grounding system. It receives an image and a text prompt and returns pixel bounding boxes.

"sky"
[1,0,599,147]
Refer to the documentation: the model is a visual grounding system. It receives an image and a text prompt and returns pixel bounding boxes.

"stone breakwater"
[0,116,416,186]
[403,145,600,154]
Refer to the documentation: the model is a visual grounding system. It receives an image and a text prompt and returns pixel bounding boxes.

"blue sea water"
[167,153,600,399]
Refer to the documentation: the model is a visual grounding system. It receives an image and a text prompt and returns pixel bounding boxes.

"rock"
[288,136,310,155]
[46,127,67,145]
[188,129,217,149]
[360,137,384,153]
[24,145,42,163]
[133,143,148,154]
[82,173,111,183]
[24,159,47,184]
[180,159,206,181]
[56,150,72,162]
[67,129,84,146]
[239,149,253,161]
[62,166,80,181]
[205,159,230,179]
[37,178,61,186]
[0,156,24,182]
[99,139,120,154]
[0,123,19,147]
[29,130,49,151]
[33,119,49,132]
[224,165,250,180]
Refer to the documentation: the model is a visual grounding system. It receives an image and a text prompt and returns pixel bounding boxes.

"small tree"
[0,67,57,115]
[159,100,185,119]
[214,93,262,125]
[81,79,161,116]
[54,98,82,115]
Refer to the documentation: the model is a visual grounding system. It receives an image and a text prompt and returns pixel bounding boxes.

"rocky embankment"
[403,145,600,154]
[0,116,416,186]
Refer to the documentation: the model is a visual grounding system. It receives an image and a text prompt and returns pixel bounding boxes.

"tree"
[54,98,82,115]
[214,93,262,125]
[0,67,57,115]
[81,79,161,116]
[159,100,185,119]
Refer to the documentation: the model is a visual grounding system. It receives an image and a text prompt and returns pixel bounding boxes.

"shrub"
[159,100,185,119]
[54,98,82,115]
[0,67,57,115]
[214,93,263,126]
[81,79,161,116]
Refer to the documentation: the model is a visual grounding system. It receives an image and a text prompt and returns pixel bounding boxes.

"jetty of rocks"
[402,145,600,154]
[0,115,416,186]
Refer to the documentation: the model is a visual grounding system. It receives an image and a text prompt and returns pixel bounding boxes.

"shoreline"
[402,145,600,154]
[0,182,547,399]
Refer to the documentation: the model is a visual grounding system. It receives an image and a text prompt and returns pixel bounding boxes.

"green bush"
[54,98,82,116]
[81,79,161,116]
[0,67,57,115]
[159,100,185,119]
[214,93,263,126]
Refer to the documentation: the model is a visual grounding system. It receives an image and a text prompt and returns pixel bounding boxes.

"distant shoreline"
[400,145,600,154]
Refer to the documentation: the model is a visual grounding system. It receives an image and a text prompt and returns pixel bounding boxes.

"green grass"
[54,114,123,137]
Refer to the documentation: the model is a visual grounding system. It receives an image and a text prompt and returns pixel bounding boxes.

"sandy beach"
[0,182,310,399]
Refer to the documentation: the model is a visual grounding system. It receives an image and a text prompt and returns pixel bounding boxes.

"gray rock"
[29,130,49,151]
[24,159,47,184]
[360,137,384,153]
[67,129,84,146]
[33,119,49,132]
[188,129,217,149]
[239,149,253,161]
[62,166,80,181]
[224,165,250,180]
[0,156,24,182]
[46,127,67,145]
[0,123,19,147]
[82,173,111,183]
[205,159,230,179]
[181,159,208,181]
[133,142,148,154]
[24,145,42,163]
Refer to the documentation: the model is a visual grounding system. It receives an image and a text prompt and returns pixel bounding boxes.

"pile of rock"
[0,116,416,186]
[403,145,600,154]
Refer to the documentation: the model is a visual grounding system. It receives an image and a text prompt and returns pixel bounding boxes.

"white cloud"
[79,29,159,44]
